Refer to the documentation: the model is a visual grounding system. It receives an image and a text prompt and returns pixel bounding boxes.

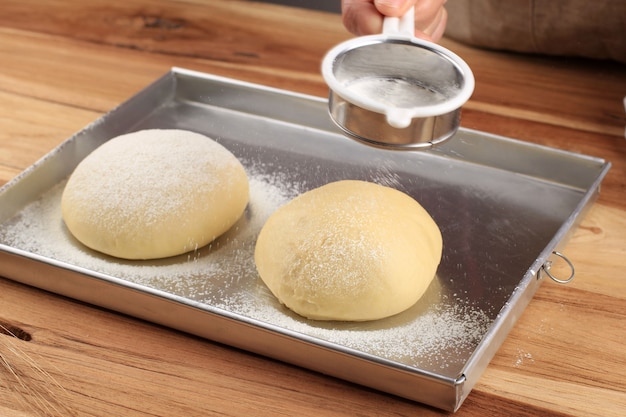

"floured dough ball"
[254,180,442,321]
[62,129,249,260]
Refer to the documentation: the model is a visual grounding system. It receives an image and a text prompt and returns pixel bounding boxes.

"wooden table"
[1,1,625,416]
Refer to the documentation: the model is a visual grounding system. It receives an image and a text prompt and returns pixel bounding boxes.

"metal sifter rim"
[321,34,475,125]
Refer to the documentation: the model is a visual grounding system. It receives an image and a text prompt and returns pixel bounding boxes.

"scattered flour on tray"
[0,164,490,370]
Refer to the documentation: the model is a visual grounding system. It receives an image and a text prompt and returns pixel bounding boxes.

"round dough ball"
[254,180,442,321]
[62,129,249,260]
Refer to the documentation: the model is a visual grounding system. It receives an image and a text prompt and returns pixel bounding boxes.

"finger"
[413,0,447,32]
[342,0,384,35]
[373,0,416,17]
[427,7,447,41]
[419,6,447,41]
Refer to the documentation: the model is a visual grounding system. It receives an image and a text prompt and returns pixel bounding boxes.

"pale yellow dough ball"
[254,180,442,321]
[62,129,249,260]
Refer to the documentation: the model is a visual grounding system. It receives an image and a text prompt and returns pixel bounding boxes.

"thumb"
[374,0,415,17]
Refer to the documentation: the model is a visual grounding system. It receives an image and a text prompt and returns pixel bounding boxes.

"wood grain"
[1,0,625,416]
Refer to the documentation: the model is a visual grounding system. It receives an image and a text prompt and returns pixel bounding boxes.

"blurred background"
[258,0,340,13]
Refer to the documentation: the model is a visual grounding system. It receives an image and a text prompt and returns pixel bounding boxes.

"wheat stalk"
[0,323,76,417]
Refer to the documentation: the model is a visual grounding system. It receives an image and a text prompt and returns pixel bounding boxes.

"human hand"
[342,0,448,42]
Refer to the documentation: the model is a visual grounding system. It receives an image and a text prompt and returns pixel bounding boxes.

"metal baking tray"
[0,68,610,411]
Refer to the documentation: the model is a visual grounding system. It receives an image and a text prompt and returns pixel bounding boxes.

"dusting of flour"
[0,163,490,371]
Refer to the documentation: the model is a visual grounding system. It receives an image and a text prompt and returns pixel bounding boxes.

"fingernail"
[375,0,405,9]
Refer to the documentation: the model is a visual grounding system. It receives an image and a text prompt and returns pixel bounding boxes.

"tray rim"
[0,67,612,412]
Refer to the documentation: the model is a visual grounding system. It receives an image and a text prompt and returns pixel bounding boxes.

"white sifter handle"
[380,6,417,127]
[382,6,415,37]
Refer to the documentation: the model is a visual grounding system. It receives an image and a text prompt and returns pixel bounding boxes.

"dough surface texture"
[62,129,249,260]
[254,180,442,321]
